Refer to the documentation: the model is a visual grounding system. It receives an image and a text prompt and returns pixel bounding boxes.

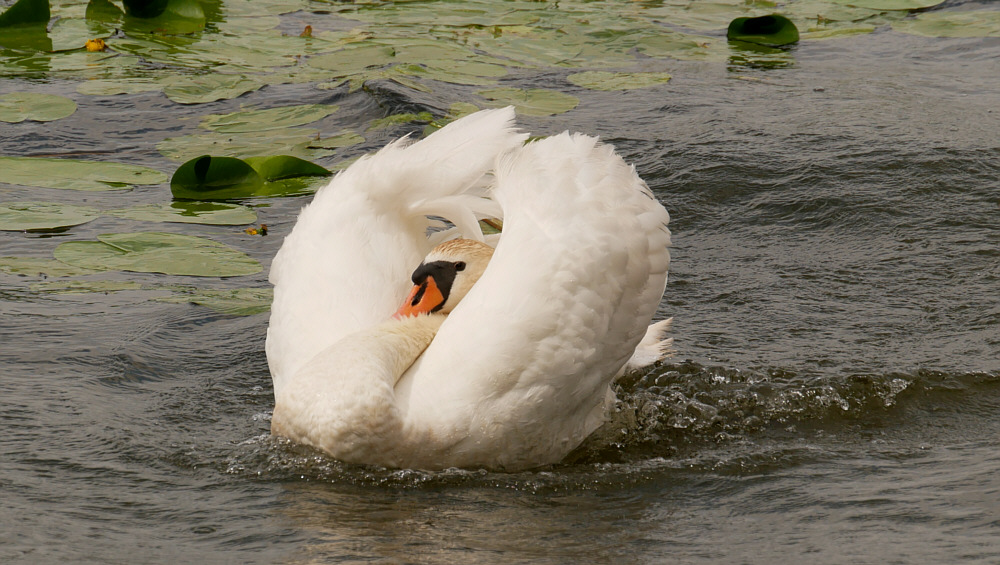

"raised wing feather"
[266,108,527,396]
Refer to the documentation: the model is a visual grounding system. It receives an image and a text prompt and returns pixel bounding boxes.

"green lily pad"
[54,232,262,277]
[0,0,49,27]
[0,257,99,277]
[0,93,77,123]
[478,88,579,117]
[161,74,264,104]
[0,202,101,231]
[199,104,339,134]
[107,202,258,225]
[728,14,800,46]
[0,156,167,191]
[153,287,272,315]
[170,154,330,200]
[567,71,672,91]
[242,155,330,181]
[892,10,1000,38]
[123,0,206,34]
[832,0,945,10]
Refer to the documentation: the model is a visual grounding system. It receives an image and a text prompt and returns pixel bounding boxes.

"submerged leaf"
[478,88,579,116]
[106,202,258,225]
[54,232,262,277]
[199,104,339,134]
[0,156,167,191]
[892,10,1000,38]
[567,71,672,91]
[154,287,273,315]
[161,74,264,104]
[832,0,944,9]
[0,202,101,232]
[30,280,144,293]
[0,256,99,277]
[0,93,77,123]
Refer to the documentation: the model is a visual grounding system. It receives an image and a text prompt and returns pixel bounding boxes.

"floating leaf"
[161,74,264,104]
[478,88,579,117]
[567,71,672,91]
[0,0,49,27]
[0,93,77,123]
[106,202,258,225]
[242,155,330,181]
[728,15,800,47]
[154,287,273,315]
[832,0,945,10]
[122,0,206,34]
[0,156,167,191]
[54,232,262,277]
[0,202,101,232]
[199,104,339,134]
[170,154,330,200]
[892,10,1000,38]
[171,155,264,197]
[0,257,99,277]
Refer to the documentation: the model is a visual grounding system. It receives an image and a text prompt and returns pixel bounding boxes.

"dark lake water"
[2,1,1000,563]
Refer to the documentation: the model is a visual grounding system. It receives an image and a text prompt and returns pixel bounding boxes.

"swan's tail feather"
[620,317,674,376]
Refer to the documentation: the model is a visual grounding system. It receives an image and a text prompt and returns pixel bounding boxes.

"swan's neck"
[271,314,444,462]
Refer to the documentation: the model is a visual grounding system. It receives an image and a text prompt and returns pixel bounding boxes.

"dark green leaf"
[0,0,50,27]
[243,155,330,181]
[728,15,800,47]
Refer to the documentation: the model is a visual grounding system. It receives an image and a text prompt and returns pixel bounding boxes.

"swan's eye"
[455,261,466,272]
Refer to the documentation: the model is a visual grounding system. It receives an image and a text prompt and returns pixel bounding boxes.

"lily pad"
[892,10,1000,38]
[154,287,273,315]
[478,88,579,116]
[107,202,258,225]
[161,74,264,104]
[199,104,339,134]
[306,130,364,150]
[0,156,167,191]
[0,93,77,123]
[0,202,101,231]
[728,15,800,47]
[170,154,330,200]
[0,257,99,277]
[567,71,672,91]
[0,0,49,27]
[832,0,945,10]
[307,44,397,76]
[54,232,262,277]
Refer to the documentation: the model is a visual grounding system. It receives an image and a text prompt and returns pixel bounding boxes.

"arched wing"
[266,108,527,395]
[396,132,671,461]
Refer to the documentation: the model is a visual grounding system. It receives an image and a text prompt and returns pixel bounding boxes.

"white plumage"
[266,107,671,471]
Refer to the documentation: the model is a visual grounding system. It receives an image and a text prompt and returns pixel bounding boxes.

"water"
[3,3,1000,563]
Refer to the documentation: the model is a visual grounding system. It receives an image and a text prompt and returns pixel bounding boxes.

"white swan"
[266,107,671,471]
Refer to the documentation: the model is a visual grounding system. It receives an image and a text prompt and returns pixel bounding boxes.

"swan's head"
[393,238,494,318]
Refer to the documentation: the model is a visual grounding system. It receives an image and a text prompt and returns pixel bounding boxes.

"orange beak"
[393,276,445,319]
